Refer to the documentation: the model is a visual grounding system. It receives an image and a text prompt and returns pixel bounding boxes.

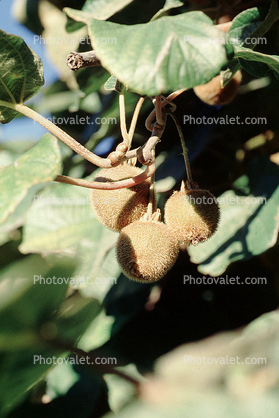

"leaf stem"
[0,100,112,168]
[146,172,156,219]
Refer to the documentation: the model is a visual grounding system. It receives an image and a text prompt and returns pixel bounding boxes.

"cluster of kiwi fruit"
[90,163,220,283]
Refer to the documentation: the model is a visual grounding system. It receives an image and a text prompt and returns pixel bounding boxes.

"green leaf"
[0,254,95,415]
[19,175,123,303]
[78,243,120,301]
[0,139,37,162]
[19,180,102,254]
[188,157,279,276]
[228,7,265,47]
[83,12,233,96]
[228,1,279,48]
[223,2,278,85]
[0,29,44,123]
[105,310,279,417]
[0,185,42,246]
[77,310,115,351]
[104,75,124,92]
[82,0,134,18]
[0,255,46,313]
[0,348,64,417]
[65,0,134,32]
[0,133,61,225]
[235,46,279,80]
[55,294,102,345]
[104,364,143,412]
[0,256,70,332]
[45,360,80,399]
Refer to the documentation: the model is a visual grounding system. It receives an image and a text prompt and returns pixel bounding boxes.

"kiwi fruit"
[116,218,179,283]
[90,164,150,231]
[164,188,220,245]
[193,70,242,106]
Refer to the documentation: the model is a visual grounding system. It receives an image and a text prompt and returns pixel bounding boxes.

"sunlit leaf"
[0,29,44,123]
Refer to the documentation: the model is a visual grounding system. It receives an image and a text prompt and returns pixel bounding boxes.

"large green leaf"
[0,29,44,123]
[80,11,233,96]
[0,133,61,225]
[188,157,279,276]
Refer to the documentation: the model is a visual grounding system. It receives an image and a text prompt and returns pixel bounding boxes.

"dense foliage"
[0,0,279,417]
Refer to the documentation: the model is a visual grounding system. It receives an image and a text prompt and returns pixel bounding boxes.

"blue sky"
[0,0,59,141]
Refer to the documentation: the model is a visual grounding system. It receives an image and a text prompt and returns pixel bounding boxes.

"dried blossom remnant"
[67,50,101,71]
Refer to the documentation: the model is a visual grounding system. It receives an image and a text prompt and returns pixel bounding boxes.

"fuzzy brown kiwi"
[164,188,220,245]
[116,219,179,283]
[193,70,242,106]
[90,164,150,232]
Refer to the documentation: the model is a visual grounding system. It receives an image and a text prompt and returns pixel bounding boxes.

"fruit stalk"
[119,88,131,149]
[168,111,194,188]
[55,163,156,190]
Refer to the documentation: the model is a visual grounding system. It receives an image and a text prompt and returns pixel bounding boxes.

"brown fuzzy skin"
[116,220,179,283]
[164,189,220,245]
[193,70,242,106]
[90,165,150,231]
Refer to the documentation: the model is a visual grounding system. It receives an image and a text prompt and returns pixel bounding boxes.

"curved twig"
[55,163,156,190]
[0,102,113,168]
